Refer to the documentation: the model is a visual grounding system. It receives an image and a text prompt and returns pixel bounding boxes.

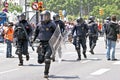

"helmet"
[40,10,51,22]
[106,17,111,21]
[53,13,60,21]
[19,14,26,21]
[76,17,84,23]
[89,16,95,21]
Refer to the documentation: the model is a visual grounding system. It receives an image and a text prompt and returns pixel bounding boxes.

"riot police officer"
[14,14,32,66]
[52,13,65,61]
[102,17,111,48]
[71,17,88,60]
[88,16,98,54]
[32,10,56,78]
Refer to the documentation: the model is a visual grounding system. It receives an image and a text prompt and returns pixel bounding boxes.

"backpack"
[16,26,26,40]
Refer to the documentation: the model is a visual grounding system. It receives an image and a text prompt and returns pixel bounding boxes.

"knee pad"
[45,59,51,64]
[38,54,44,64]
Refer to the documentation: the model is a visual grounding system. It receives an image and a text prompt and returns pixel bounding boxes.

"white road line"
[90,68,110,75]
[0,68,19,74]
[113,61,120,65]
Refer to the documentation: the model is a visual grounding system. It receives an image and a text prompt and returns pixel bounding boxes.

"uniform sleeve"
[50,21,56,33]
[32,24,40,41]
[71,25,76,36]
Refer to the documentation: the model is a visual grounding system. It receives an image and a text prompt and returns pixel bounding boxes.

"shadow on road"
[49,75,80,79]
[23,64,44,67]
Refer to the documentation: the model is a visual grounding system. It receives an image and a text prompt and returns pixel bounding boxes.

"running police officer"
[14,14,32,66]
[71,17,88,60]
[32,10,56,78]
[88,16,98,54]
[52,13,65,61]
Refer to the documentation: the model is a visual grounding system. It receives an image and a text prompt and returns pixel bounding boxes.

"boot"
[18,62,23,66]
[18,54,23,66]
[26,54,30,61]
[44,59,51,78]
[89,43,95,55]
[83,51,87,58]
[77,50,81,61]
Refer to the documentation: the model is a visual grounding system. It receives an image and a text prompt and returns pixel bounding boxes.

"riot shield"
[49,25,63,60]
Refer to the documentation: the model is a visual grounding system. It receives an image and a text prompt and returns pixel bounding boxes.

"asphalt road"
[0,37,120,80]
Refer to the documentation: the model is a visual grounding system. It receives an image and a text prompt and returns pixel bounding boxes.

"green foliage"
[8,3,22,13]
[30,0,120,20]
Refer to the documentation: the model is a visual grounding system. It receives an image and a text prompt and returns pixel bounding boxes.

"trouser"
[75,36,87,59]
[89,36,97,51]
[15,40,29,63]
[37,41,52,75]
[5,39,12,57]
[106,39,116,59]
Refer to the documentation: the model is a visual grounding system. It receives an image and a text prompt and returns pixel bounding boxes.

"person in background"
[4,22,14,58]
[105,15,119,61]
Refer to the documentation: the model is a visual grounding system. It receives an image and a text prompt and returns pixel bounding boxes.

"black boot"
[26,54,30,61]
[83,51,87,58]
[89,43,95,55]
[18,54,23,66]
[77,50,81,61]
[44,59,51,78]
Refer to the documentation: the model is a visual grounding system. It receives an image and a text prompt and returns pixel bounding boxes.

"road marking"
[0,68,19,74]
[113,61,120,65]
[90,68,110,75]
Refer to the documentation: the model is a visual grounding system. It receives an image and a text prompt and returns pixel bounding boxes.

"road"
[0,37,120,80]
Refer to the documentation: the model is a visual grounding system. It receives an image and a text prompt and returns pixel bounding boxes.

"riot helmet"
[40,10,51,22]
[76,17,84,24]
[53,13,60,21]
[106,17,111,21]
[89,16,95,21]
[19,14,26,21]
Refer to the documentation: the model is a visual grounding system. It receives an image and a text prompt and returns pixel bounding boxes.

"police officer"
[52,13,65,61]
[71,17,88,60]
[14,14,32,66]
[88,16,98,54]
[102,17,111,48]
[32,10,56,78]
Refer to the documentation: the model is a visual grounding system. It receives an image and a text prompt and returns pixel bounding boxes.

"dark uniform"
[32,10,56,78]
[88,16,98,54]
[52,14,65,61]
[14,14,32,66]
[102,17,111,48]
[71,18,88,60]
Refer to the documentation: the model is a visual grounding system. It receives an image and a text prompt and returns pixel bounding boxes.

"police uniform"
[88,16,98,54]
[32,10,56,78]
[72,18,88,60]
[14,14,32,66]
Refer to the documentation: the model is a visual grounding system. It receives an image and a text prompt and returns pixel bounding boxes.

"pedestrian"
[14,14,32,66]
[4,22,14,58]
[71,17,88,60]
[52,13,65,62]
[88,16,98,54]
[105,15,119,61]
[32,10,56,78]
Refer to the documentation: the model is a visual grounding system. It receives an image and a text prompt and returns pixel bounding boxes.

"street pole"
[80,0,82,17]
[25,0,27,16]
[88,0,90,17]
[36,0,39,25]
